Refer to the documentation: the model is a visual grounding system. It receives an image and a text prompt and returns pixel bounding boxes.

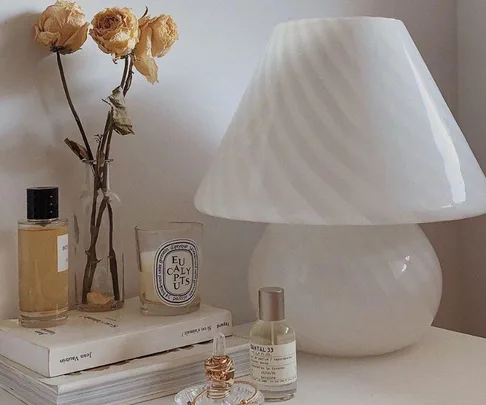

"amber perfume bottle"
[18,187,69,328]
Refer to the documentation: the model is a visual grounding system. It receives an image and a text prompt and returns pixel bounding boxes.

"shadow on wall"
[0,131,72,176]
[0,230,17,316]
[0,12,47,99]
[0,12,83,318]
[0,10,95,125]
[422,221,462,332]
[0,10,77,178]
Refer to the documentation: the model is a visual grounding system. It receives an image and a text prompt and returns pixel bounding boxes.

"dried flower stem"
[82,193,109,304]
[56,51,94,160]
[55,51,133,305]
[81,182,101,304]
[96,57,135,300]
[55,51,124,305]
[123,57,134,97]
[106,55,133,161]
[107,202,120,301]
[54,51,104,304]
[120,57,130,88]
[81,56,134,304]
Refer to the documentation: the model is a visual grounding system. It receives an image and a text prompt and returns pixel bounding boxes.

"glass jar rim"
[82,159,114,164]
[135,221,203,233]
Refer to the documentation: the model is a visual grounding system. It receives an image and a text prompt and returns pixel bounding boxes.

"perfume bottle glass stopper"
[213,332,226,356]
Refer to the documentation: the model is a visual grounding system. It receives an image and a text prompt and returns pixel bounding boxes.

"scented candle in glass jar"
[135,222,202,316]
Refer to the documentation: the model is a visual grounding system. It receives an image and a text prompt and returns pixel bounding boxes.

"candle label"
[153,238,199,306]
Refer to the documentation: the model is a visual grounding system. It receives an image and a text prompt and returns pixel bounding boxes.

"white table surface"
[2,327,486,404]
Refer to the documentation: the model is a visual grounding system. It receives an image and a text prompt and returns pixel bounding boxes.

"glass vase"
[74,160,124,312]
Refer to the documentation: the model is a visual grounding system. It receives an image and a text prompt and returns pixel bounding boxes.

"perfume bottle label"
[250,341,297,386]
[153,238,199,307]
[57,234,69,272]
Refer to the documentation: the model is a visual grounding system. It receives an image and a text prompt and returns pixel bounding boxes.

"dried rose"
[134,14,179,84]
[90,7,139,59]
[34,0,89,54]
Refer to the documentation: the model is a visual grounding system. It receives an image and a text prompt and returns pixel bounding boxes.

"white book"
[0,298,232,377]
[0,335,250,405]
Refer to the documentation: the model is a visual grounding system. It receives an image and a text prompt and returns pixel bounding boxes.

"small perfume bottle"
[250,287,297,401]
[18,187,69,328]
[175,333,264,405]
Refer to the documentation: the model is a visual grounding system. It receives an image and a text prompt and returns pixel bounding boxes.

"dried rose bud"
[90,7,139,59]
[134,14,179,84]
[34,0,89,54]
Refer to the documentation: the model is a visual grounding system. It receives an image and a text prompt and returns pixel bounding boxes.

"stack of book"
[0,335,250,405]
[0,298,250,405]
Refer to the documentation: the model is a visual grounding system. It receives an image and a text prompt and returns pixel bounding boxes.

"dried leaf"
[97,147,106,169]
[104,86,134,135]
[87,292,114,306]
[64,138,90,161]
[74,214,80,244]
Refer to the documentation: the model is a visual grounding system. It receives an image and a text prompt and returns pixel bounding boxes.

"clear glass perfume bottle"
[18,187,69,328]
[250,287,297,401]
[175,333,264,405]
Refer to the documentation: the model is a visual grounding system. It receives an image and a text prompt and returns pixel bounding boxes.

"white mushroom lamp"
[194,17,486,356]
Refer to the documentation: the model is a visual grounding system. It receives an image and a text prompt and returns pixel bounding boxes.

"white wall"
[458,0,486,337]
[0,0,460,326]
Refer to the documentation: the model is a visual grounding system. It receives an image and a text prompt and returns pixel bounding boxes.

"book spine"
[47,311,232,377]
[0,333,50,377]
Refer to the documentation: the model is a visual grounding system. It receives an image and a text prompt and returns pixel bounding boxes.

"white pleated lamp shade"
[195,17,486,225]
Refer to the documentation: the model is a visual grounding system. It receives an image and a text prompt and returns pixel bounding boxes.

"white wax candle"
[140,251,159,302]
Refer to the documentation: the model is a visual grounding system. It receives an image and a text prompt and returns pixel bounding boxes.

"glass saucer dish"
[175,333,264,404]
[174,383,265,405]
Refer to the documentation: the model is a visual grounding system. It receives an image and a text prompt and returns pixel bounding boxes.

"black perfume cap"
[27,187,59,220]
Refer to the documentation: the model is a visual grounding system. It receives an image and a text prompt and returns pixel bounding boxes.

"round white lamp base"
[249,224,442,356]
